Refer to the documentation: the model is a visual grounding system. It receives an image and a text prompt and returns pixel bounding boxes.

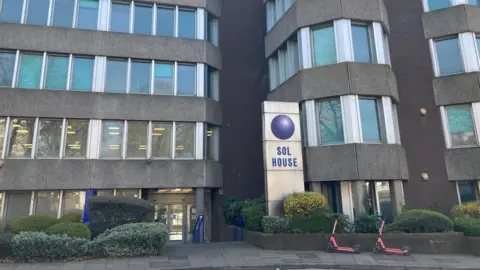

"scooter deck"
[332,247,360,254]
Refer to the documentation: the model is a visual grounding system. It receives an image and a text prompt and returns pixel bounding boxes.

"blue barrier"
[82,190,95,223]
[192,214,204,243]
[232,214,244,241]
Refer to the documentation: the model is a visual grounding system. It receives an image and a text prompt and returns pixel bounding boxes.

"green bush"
[454,218,480,237]
[0,220,11,233]
[89,223,168,258]
[58,213,82,223]
[11,215,58,234]
[46,222,91,240]
[389,209,453,233]
[354,214,381,233]
[290,207,349,234]
[241,203,265,231]
[284,192,327,218]
[262,216,291,234]
[11,232,89,262]
[0,233,14,258]
[88,196,155,237]
[452,202,480,219]
[222,198,246,226]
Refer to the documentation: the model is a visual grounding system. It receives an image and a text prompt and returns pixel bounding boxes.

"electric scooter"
[326,219,361,254]
[373,220,410,256]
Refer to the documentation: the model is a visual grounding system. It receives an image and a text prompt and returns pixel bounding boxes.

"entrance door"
[155,204,185,241]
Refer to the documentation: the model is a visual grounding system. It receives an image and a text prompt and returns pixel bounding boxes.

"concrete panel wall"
[0,24,222,69]
[143,0,222,17]
[267,63,399,103]
[0,160,222,190]
[445,147,480,181]
[0,88,222,125]
[423,5,480,39]
[433,72,480,106]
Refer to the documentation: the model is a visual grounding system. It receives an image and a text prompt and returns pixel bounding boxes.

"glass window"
[316,99,344,144]
[0,118,5,156]
[468,0,480,5]
[134,4,152,35]
[5,192,31,220]
[178,10,196,39]
[101,121,124,158]
[0,0,23,23]
[175,122,195,158]
[35,191,61,217]
[154,63,173,95]
[177,65,195,96]
[207,15,219,46]
[359,99,382,142]
[206,66,219,100]
[428,0,451,11]
[62,191,86,215]
[45,55,69,90]
[116,189,139,198]
[127,121,148,158]
[376,181,393,223]
[26,0,50,25]
[130,61,151,94]
[65,119,89,157]
[18,54,43,89]
[77,0,99,30]
[435,37,463,75]
[106,59,127,93]
[96,190,114,196]
[110,2,130,33]
[446,105,477,147]
[52,0,75,27]
[37,119,62,158]
[312,25,336,66]
[151,122,172,158]
[157,7,174,36]
[458,181,478,203]
[352,24,373,63]
[0,51,16,87]
[71,57,93,91]
[8,118,35,158]
[205,125,218,160]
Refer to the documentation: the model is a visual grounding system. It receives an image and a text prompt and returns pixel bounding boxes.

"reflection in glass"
[37,119,62,157]
[468,0,480,5]
[206,67,219,100]
[313,25,336,66]
[26,0,50,25]
[101,121,124,158]
[106,59,127,93]
[317,99,344,144]
[35,191,61,217]
[447,105,477,147]
[0,0,23,23]
[18,54,43,89]
[175,122,195,158]
[52,0,75,27]
[116,189,139,198]
[157,7,174,36]
[359,99,382,142]
[5,192,31,220]
[127,121,148,158]
[207,15,219,46]
[459,181,478,203]
[0,51,15,87]
[435,38,464,75]
[77,0,99,30]
[130,61,151,94]
[8,118,35,158]
[71,57,93,91]
[65,119,89,157]
[178,10,196,38]
[352,24,373,63]
[0,118,5,156]
[45,55,69,90]
[62,191,86,215]
[96,190,114,196]
[429,0,451,10]
[151,122,172,158]
[177,65,195,96]
[205,125,217,160]
[154,63,173,95]
[376,181,393,223]
[134,5,152,35]
[110,2,130,33]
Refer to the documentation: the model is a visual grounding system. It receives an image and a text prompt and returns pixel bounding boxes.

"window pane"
[459,181,478,203]
[205,125,217,160]
[65,119,89,157]
[53,0,75,27]
[37,119,62,157]
[0,0,23,23]
[62,191,85,215]
[35,191,60,217]
[101,121,124,158]
[447,105,477,146]
[376,181,393,223]
[106,59,127,93]
[352,25,373,63]
[0,51,15,87]
[178,10,196,39]
[5,192,31,220]
[468,0,480,5]
[110,2,130,33]
[130,61,150,94]
[429,0,451,10]
[26,0,50,25]
[177,65,195,96]
[206,67,219,99]
[127,121,148,158]
[435,38,464,75]
[151,122,172,158]
[77,0,99,30]
[157,7,174,36]
[45,55,69,90]
[175,122,195,158]
[18,54,43,89]
[116,189,139,198]
[0,118,5,156]
[96,190,114,196]
[313,25,336,66]
[8,118,35,158]
[359,99,382,142]
[208,15,219,46]
[71,57,93,91]
[317,99,344,144]
[154,63,173,95]
[134,5,152,35]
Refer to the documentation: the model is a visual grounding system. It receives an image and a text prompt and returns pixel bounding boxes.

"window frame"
[75,0,101,30]
[350,22,376,64]
[315,97,346,145]
[310,23,337,67]
[0,49,18,88]
[357,96,386,144]
[63,118,90,159]
[132,2,155,35]
[35,118,64,159]
[6,117,38,159]
[177,7,197,39]
[173,122,196,160]
[175,63,197,96]
[456,180,480,204]
[442,104,479,148]
[156,5,175,37]
[432,35,465,77]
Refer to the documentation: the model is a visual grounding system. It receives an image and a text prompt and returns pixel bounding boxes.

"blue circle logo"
[271,115,295,140]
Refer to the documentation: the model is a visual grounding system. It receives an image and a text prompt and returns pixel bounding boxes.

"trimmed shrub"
[222,198,246,226]
[452,202,480,219]
[88,196,155,237]
[290,207,349,234]
[46,222,91,239]
[284,192,327,218]
[11,232,89,262]
[454,218,480,237]
[241,203,265,231]
[354,214,381,233]
[389,209,453,233]
[58,213,82,223]
[11,215,58,234]
[0,233,14,258]
[89,223,168,258]
[262,216,291,234]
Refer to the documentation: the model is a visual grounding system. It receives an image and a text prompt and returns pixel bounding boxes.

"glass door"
[155,204,185,241]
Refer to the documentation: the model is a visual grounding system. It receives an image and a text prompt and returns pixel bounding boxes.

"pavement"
[1,242,480,270]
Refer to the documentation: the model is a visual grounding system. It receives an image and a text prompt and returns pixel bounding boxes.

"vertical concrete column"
[195,187,205,243]
[351,180,366,217]
[390,180,405,216]
[310,182,322,193]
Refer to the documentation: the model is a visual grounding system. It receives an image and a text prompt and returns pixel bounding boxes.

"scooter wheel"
[373,245,381,253]
[402,246,410,256]
[327,242,334,252]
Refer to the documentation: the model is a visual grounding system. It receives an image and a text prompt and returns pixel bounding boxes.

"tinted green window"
[130,61,151,94]
[77,0,99,30]
[134,5,152,35]
[53,0,75,27]
[154,63,173,95]
[0,0,23,23]
[178,10,196,38]
[446,105,477,147]
[71,57,93,91]
[352,24,373,63]
[18,54,43,89]
[45,55,69,90]
[458,181,478,203]
[26,0,50,25]
[313,25,336,66]
[106,59,127,93]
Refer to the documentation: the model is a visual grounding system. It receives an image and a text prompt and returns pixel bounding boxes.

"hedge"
[262,216,291,234]
[354,214,381,233]
[389,209,453,233]
[0,233,14,258]
[58,213,82,223]
[241,203,265,231]
[284,192,327,218]
[452,202,480,219]
[88,196,155,237]
[46,222,91,239]
[454,218,480,237]
[290,207,349,234]
[11,215,58,234]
